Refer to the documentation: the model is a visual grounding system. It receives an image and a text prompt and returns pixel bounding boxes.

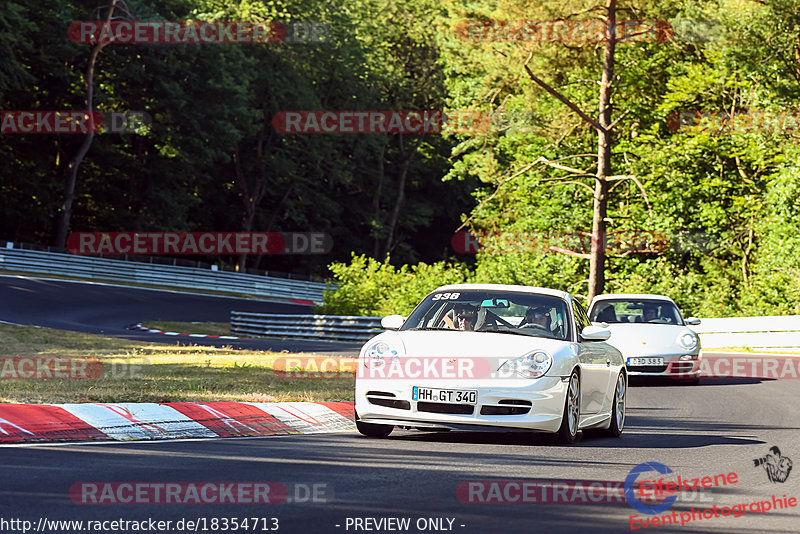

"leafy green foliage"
[2,0,799,317]
[318,254,468,316]
[319,0,800,317]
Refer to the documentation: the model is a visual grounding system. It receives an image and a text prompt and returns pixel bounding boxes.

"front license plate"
[627,357,665,366]
[412,387,477,405]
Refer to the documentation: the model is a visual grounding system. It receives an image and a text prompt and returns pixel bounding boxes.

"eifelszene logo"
[625,462,677,515]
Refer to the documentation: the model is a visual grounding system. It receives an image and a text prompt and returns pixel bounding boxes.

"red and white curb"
[0,401,355,443]
[128,323,240,340]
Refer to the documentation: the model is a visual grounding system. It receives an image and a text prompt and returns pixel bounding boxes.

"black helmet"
[454,303,477,319]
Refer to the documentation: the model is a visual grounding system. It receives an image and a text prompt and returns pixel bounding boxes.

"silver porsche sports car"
[354,284,627,443]
[588,293,702,383]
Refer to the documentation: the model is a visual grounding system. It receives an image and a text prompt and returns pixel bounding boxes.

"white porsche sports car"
[354,284,626,443]
[588,293,702,383]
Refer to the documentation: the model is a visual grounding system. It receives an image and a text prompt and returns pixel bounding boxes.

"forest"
[1,0,799,317]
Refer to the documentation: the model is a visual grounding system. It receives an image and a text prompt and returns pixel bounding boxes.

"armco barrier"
[230,311,800,348]
[231,312,383,342]
[692,316,800,349]
[0,247,330,304]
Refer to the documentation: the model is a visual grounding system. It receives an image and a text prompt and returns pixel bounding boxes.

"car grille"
[366,391,411,410]
[627,364,668,373]
[417,402,474,415]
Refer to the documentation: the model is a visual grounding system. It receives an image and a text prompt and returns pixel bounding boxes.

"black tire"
[605,371,626,437]
[355,419,393,438]
[557,370,581,444]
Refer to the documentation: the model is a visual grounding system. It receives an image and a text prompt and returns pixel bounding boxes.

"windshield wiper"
[478,327,533,337]
[480,327,565,340]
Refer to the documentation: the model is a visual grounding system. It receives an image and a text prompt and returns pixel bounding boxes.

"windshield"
[590,299,683,325]
[401,290,571,341]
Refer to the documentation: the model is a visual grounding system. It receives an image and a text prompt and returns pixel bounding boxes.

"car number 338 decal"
[432,292,460,301]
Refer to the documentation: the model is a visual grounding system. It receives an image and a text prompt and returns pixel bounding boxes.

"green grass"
[0,324,355,404]
[709,346,800,354]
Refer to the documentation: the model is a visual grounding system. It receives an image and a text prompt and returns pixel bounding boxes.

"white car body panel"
[355,284,625,434]
[589,293,702,378]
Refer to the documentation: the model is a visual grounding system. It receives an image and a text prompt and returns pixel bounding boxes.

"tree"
[439,0,694,300]
[55,0,128,250]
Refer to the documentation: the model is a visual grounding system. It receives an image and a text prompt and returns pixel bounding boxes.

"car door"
[572,299,612,414]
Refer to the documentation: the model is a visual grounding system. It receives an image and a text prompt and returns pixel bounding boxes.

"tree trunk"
[372,141,386,258]
[54,0,118,250]
[588,0,617,302]
[234,144,267,272]
[795,35,800,82]
[383,135,416,257]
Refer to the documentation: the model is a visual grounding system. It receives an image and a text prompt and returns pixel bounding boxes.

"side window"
[576,302,591,327]
[572,300,591,337]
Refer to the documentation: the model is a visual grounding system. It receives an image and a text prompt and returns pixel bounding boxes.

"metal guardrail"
[693,316,800,349]
[6,241,319,281]
[230,310,800,349]
[0,246,331,304]
[231,312,383,342]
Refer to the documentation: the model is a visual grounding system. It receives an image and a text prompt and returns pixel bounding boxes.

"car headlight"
[498,350,552,378]
[679,332,698,350]
[363,341,399,369]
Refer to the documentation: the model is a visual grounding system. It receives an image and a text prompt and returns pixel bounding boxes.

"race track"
[2,377,799,533]
[0,274,360,354]
[1,274,798,533]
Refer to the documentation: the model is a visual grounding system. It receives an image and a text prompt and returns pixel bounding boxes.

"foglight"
[363,341,399,369]
[498,351,552,378]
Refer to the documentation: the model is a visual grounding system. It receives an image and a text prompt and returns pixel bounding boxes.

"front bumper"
[355,376,568,433]
[625,352,702,378]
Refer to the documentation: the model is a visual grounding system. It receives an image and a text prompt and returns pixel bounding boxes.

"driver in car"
[443,303,478,330]
[522,306,551,330]
[455,304,478,330]
[642,305,659,322]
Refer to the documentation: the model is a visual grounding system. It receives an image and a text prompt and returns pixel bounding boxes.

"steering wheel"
[520,323,551,333]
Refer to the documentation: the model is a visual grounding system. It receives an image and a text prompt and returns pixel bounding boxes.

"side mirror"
[381,315,404,330]
[580,325,611,341]
[685,317,701,326]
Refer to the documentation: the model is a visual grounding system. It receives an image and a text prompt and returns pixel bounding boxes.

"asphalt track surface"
[1,377,799,534]
[0,274,360,354]
[1,273,799,533]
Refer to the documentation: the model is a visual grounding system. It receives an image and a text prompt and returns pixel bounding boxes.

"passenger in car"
[596,305,617,323]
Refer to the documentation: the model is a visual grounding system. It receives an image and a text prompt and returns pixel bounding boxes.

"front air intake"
[417,402,474,415]
[480,399,532,415]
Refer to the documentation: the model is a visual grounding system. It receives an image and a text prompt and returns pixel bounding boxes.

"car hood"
[601,323,697,356]
[365,330,570,359]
